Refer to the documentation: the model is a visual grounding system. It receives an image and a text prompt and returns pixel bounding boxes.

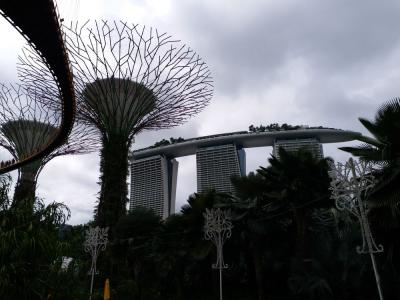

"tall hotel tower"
[196,144,246,193]
[130,128,359,218]
[273,138,324,159]
[130,155,178,219]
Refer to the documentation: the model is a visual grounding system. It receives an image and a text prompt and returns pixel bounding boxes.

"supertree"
[0,0,76,175]
[0,84,99,205]
[19,20,213,227]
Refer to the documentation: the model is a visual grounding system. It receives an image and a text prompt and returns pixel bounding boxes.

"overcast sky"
[1,0,400,224]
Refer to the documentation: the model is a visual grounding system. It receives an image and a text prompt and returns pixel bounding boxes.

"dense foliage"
[51,149,400,299]
[248,123,335,132]
[341,98,400,209]
[96,133,130,227]
[151,137,186,148]
[0,175,72,299]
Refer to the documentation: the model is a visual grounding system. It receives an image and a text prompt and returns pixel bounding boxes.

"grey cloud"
[168,0,400,96]
[37,154,100,224]
[294,83,377,130]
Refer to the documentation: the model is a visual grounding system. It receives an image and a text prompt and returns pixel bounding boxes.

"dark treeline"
[1,149,399,299]
[150,137,186,148]
[248,123,334,132]
[1,146,399,299]
[56,147,400,299]
[249,122,303,132]
[1,99,399,299]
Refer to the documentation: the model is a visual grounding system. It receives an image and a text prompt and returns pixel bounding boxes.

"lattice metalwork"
[329,158,384,300]
[204,208,233,300]
[19,20,213,138]
[84,226,108,300]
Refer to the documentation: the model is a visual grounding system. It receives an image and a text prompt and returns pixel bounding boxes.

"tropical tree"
[340,98,400,211]
[258,148,333,260]
[339,99,400,294]
[230,172,289,300]
[111,208,163,299]
[230,151,334,300]
[0,175,71,299]
[179,191,227,299]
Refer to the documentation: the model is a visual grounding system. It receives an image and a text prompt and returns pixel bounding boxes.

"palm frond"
[376,98,400,125]
[369,167,400,208]
[359,118,387,142]
[355,134,384,147]
[374,99,400,145]
[339,144,384,162]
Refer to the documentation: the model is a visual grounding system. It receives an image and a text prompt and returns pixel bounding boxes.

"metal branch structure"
[19,20,213,227]
[0,84,99,205]
[329,158,384,300]
[65,20,213,134]
[84,226,108,300]
[204,208,233,300]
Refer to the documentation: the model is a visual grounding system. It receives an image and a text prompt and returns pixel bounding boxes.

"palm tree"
[258,148,333,260]
[250,148,337,300]
[340,98,400,210]
[229,150,334,300]
[230,172,287,300]
[112,208,163,299]
[340,99,400,299]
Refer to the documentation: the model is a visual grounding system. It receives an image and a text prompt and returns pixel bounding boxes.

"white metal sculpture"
[84,226,109,300]
[203,208,233,300]
[329,158,384,300]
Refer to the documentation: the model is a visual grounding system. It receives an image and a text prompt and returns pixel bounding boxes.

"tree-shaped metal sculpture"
[329,158,384,300]
[19,20,213,227]
[84,226,108,300]
[204,208,233,300]
[0,84,99,205]
[0,0,76,175]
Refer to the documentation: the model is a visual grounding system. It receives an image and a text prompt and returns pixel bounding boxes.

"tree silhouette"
[258,148,333,259]
[340,98,400,210]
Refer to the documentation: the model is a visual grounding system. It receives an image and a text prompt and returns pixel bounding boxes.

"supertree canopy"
[0,84,99,205]
[1,120,57,203]
[82,78,157,136]
[19,20,213,227]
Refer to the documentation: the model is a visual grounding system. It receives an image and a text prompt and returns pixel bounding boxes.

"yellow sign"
[104,278,110,300]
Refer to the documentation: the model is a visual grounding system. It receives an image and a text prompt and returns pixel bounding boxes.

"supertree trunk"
[13,163,41,206]
[96,134,130,227]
